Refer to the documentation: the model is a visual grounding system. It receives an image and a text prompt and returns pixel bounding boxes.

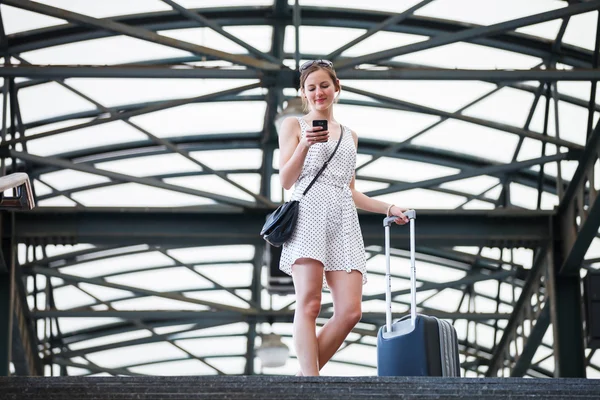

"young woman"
[278,59,409,376]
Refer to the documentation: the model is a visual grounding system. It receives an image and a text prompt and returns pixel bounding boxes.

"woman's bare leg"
[291,258,324,376]
[315,270,363,371]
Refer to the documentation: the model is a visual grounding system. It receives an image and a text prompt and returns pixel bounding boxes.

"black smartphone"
[313,120,328,131]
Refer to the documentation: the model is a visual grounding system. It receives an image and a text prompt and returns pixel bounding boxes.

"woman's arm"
[279,117,329,190]
[278,117,309,190]
[349,130,409,224]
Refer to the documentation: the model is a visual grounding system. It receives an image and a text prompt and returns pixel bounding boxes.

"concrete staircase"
[1,376,599,399]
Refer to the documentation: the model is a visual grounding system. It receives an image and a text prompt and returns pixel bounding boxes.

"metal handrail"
[0,173,35,210]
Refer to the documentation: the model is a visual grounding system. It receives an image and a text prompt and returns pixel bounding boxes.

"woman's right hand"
[301,126,329,148]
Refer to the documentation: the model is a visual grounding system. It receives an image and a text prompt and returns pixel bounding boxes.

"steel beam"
[10,150,256,209]
[334,1,600,70]
[364,153,572,197]
[161,0,281,65]
[558,121,600,275]
[3,82,261,146]
[326,0,435,60]
[2,65,600,81]
[0,213,14,376]
[5,7,594,68]
[2,0,281,71]
[31,309,509,322]
[510,305,550,377]
[486,245,550,377]
[14,208,552,248]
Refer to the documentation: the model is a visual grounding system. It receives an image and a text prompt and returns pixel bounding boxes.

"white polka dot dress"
[279,117,367,287]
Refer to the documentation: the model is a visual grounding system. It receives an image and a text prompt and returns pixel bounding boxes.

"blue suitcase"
[377,211,461,377]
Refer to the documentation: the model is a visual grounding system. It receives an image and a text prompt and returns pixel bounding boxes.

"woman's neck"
[308,109,335,122]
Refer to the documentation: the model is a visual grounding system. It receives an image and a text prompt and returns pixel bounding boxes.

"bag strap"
[301,126,345,196]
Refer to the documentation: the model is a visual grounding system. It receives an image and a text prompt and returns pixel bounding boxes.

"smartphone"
[313,120,328,131]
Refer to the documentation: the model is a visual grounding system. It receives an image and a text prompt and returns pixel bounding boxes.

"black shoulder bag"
[260,129,344,247]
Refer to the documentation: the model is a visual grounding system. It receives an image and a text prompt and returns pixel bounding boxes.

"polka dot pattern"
[280,117,367,288]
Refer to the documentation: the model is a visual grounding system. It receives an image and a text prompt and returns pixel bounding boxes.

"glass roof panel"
[374,188,467,209]
[159,26,273,54]
[57,317,123,334]
[33,180,53,196]
[22,36,191,65]
[359,157,460,182]
[18,82,97,124]
[164,176,257,202]
[394,42,542,69]
[285,26,367,55]
[176,0,273,6]
[227,174,262,196]
[192,263,253,287]
[189,149,262,170]
[37,196,77,207]
[129,101,266,137]
[292,0,424,13]
[509,182,559,210]
[563,11,599,51]
[66,79,259,109]
[342,31,428,58]
[439,175,500,195]
[462,199,495,209]
[335,105,442,142]
[77,282,134,302]
[25,117,95,136]
[110,296,208,311]
[52,286,96,309]
[463,87,536,127]
[516,138,543,161]
[166,245,254,264]
[516,19,563,41]
[413,0,565,26]
[86,342,189,369]
[58,251,175,278]
[26,120,149,157]
[34,0,171,18]
[39,169,111,191]
[96,153,202,178]
[1,4,67,35]
[105,267,213,292]
[412,119,521,163]
[354,179,389,193]
[529,98,596,146]
[70,183,214,207]
[67,330,153,353]
[344,80,496,113]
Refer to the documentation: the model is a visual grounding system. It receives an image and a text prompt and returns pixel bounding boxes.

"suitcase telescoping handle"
[383,209,416,334]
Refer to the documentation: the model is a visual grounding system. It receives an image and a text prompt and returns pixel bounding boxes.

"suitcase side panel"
[438,319,461,377]
[421,315,442,376]
[377,316,430,376]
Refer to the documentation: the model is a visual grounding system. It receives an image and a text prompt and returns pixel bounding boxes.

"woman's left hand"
[389,206,409,225]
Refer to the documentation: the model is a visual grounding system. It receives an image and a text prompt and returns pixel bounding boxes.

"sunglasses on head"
[299,59,334,72]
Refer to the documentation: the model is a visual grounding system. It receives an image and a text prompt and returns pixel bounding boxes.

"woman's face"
[303,69,338,111]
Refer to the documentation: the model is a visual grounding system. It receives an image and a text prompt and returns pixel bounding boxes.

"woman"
[278,59,409,376]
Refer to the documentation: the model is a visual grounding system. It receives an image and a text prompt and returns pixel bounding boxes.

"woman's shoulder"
[280,116,302,131]
[341,124,358,142]
[278,116,303,141]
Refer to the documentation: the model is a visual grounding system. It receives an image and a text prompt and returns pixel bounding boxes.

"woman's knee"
[337,306,362,328]
[296,295,322,320]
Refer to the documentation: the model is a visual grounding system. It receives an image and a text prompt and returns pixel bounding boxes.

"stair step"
[1,376,599,400]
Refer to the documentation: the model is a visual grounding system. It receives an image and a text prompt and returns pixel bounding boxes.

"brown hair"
[299,64,341,112]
